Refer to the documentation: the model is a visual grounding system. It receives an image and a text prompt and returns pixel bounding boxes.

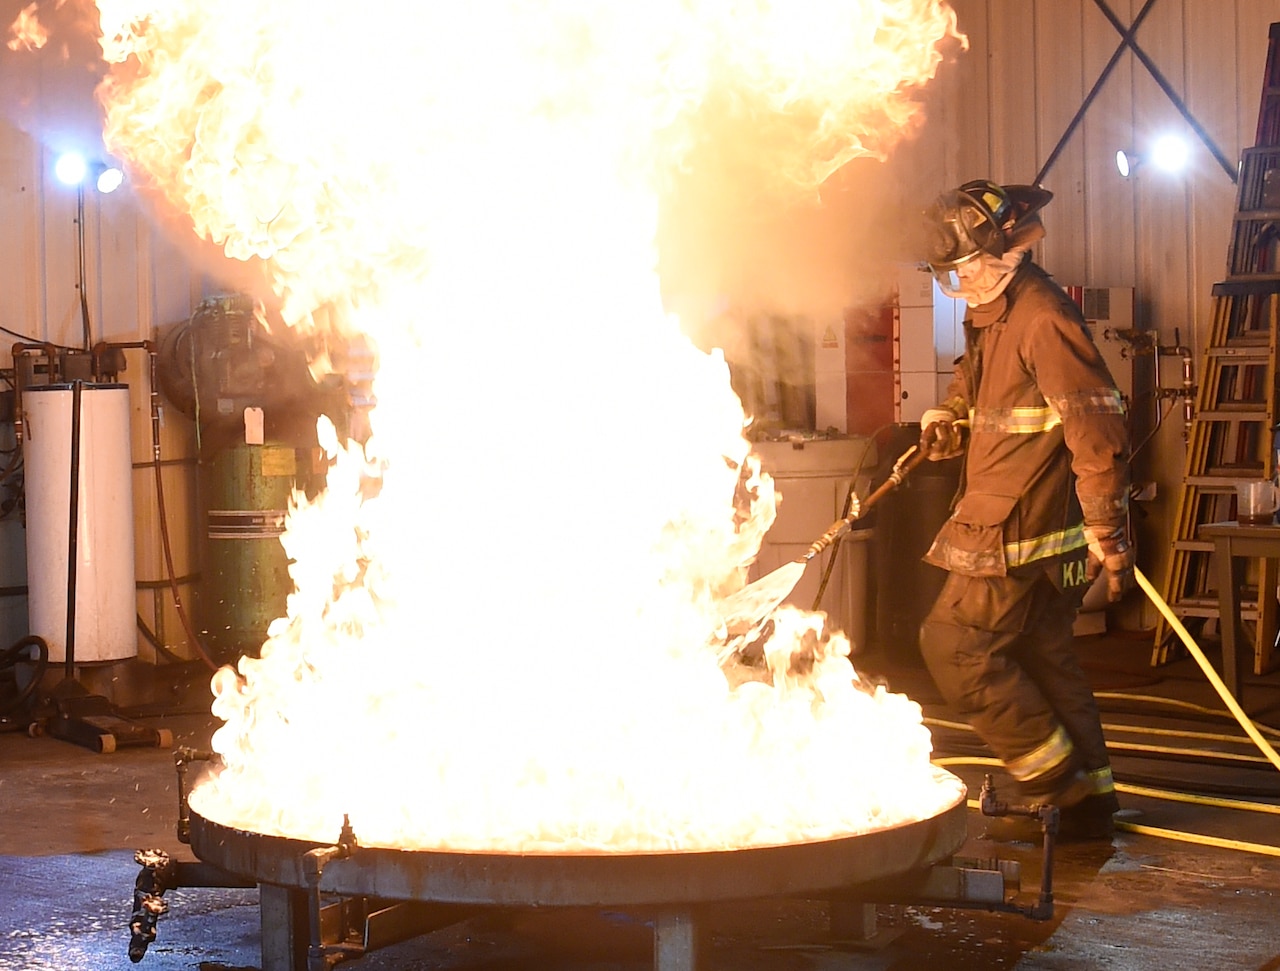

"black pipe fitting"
[128,846,255,963]
[978,774,1058,921]
[174,747,216,844]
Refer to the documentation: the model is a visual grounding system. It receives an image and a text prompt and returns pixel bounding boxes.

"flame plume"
[88,0,966,851]
[7,3,48,51]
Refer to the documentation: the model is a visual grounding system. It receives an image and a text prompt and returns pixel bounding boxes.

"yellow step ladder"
[1154,22,1280,674]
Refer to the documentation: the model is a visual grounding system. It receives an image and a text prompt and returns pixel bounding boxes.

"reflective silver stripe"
[968,403,1063,435]
[1005,523,1088,567]
[1046,388,1126,417]
[1088,766,1116,795]
[1006,725,1075,782]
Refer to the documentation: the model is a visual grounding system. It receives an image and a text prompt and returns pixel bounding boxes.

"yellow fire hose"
[1134,566,1280,773]
[930,566,1280,856]
[933,756,1280,858]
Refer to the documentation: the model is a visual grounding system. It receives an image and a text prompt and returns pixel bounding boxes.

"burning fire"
[6,2,47,51]
[86,0,964,851]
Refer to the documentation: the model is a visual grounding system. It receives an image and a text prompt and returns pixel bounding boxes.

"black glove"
[919,407,967,461]
[1084,525,1135,602]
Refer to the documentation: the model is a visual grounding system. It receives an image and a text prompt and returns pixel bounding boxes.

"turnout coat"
[924,261,1130,591]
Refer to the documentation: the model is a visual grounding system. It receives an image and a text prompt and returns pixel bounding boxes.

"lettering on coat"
[1062,559,1089,588]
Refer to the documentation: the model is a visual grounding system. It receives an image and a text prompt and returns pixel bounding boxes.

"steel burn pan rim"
[188,788,968,907]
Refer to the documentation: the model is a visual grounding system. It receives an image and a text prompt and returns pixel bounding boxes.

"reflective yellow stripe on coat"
[969,401,1084,568]
[968,403,1062,435]
[1004,523,1088,568]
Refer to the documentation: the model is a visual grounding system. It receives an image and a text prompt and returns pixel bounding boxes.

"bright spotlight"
[1115,150,1139,178]
[54,152,87,186]
[1151,134,1190,173]
[96,166,124,194]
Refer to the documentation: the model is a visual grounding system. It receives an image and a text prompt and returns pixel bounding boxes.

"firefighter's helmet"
[924,180,1053,273]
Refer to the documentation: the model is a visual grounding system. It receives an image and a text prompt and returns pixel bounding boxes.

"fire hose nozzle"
[891,445,920,483]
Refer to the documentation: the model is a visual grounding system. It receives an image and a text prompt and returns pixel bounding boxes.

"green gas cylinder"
[198,441,316,661]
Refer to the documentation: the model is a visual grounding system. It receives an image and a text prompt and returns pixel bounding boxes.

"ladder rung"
[1214,276,1280,295]
[1205,344,1271,358]
[1196,409,1272,421]
[1184,475,1263,488]
[1206,466,1269,477]
[1169,602,1220,617]
[1172,603,1263,621]
[1157,27,1280,669]
[1167,600,1263,619]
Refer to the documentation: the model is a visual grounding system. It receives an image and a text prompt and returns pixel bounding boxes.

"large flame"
[88,0,966,851]
[6,3,47,51]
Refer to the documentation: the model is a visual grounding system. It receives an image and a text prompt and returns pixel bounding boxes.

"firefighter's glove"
[920,407,966,461]
[1084,525,1135,602]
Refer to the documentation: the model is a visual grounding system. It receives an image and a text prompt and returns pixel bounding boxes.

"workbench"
[1200,521,1280,698]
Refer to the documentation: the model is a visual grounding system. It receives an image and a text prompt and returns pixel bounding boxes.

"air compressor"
[155,294,352,661]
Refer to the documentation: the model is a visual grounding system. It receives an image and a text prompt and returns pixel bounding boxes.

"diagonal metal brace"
[1036,0,1238,186]
[1035,0,1160,185]
[1094,0,1237,183]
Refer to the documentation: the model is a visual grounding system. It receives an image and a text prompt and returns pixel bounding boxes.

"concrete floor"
[1,633,1279,971]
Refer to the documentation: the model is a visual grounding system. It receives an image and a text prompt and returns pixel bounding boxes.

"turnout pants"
[919,569,1116,806]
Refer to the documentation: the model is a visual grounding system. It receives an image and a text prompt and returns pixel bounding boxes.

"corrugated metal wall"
[0,0,1274,657]
[893,0,1279,625]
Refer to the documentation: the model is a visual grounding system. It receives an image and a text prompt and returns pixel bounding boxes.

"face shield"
[931,253,983,300]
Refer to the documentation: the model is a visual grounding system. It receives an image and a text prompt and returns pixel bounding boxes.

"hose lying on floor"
[933,755,1280,858]
[1134,566,1280,773]
[929,566,1280,856]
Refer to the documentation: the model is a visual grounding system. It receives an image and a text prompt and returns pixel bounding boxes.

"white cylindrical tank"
[23,384,137,663]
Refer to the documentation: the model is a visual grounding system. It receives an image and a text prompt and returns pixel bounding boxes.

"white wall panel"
[987,2,1041,184]
[1080,0,1138,287]
[1034,0,1088,282]
[0,126,44,342]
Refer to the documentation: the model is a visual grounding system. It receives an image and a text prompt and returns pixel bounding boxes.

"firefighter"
[916,179,1134,840]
